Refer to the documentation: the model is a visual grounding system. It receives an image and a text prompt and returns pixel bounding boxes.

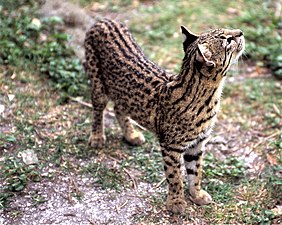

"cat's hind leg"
[114,106,145,146]
[84,45,108,148]
[88,86,108,148]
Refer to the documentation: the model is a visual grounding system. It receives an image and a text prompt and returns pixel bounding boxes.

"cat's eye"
[226,37,234,44]
[220,35,234,45]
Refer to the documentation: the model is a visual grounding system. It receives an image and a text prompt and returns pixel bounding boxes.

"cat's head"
[181,26,245,77]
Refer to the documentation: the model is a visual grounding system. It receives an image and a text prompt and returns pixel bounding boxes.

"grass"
[0,1,88,98]
[127,0,281,75]
[0,0,281,224]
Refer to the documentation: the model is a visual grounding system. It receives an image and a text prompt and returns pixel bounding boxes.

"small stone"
[31,18,41,28]
[7,94,15,101]
[0,104,5,115]
[21,149,39,165]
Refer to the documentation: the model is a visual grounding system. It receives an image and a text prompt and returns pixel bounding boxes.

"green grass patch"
[80,160,127,190]
[124,132,163,183]
[235,1,281,78]
[1,157,41,192]
[77,131,163,190]
[0,0,87,97]
[202,179,278,224]
[127,0,281,76]
[204,153,246,181]
[222,76,281,131]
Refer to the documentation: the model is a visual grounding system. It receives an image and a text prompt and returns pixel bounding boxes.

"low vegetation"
[0,0,87,97]
[0,0,281,224]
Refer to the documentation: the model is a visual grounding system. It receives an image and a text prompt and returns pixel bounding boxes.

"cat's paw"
[124,130,145,146]
[189,190,212,205]
[88,134,106,148]
[166,198,187,214]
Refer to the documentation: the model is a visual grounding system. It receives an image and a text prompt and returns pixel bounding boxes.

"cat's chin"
[235,39,245,60]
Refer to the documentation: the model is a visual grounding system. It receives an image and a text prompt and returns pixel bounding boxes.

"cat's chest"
[163,78,226,139]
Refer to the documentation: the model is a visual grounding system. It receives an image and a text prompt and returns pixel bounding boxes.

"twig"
[68,176,73,204]
[68,96,92,108]
[72,176,80,195]
[34,127,45,140]
[155,177,166,188]
[108,155,121,163]
[87,218,96,225]
[63,213,76,217]
[273,104,281,118]
[123,168,137,189]
[67,175,81,203]
[129,118,146,131]
[115,200,129,213]
[125,194,148,199]
[253,130,281,149]
[69,96,147,131]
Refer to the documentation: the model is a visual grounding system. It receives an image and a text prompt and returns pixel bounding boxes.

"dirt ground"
[0,1,281,225]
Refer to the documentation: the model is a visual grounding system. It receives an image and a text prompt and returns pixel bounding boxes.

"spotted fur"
[84,19,245,213]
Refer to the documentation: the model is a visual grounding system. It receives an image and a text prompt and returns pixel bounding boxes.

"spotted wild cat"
[84,19,245,213]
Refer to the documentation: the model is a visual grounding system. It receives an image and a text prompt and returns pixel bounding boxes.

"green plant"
[204,181,233,203]
[241,205,276,224]
[0,0,87,97]
[1,156,40,192]
[0,192,13,209]
[235,1,281,78]
[204,153,246,180]
[0,156,40,208]
[272,133,282,150]
[81,161,126,190]
[0,134,17,146]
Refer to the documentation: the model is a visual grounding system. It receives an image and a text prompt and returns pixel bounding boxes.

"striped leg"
[85,45,108,148]
[88,89,108,148]
[161,147,187,213]
[184,141,212,205]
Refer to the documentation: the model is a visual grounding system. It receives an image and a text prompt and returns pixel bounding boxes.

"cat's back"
[86,19,142,62]
[85,19,171,99]
[85,19,168,79]
[84,19,170,131]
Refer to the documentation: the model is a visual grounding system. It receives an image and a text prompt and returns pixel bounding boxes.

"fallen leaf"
[31,18,41,28]
[266,153,278,166]
[8,94,15,101]
[11,73,16,79]
[40,33,48,42]
[91,2,107,11]
[271,205,282,216]
[227,7,239,15]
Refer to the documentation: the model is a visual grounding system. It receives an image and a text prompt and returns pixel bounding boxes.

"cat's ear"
[196,43,215,67]
[181,26,199,52]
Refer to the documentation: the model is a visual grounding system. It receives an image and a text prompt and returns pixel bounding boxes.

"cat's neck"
[166,52,225,106]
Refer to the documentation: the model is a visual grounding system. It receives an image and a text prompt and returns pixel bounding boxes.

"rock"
[21,149,39,165]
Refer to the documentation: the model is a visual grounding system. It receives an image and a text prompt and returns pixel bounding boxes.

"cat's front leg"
[161,146,187,213]
[184,141,212,205]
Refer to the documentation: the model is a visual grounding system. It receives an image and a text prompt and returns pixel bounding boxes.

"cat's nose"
[226,29,243,37]
[225,29,243,38]
[237,30,243,37]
